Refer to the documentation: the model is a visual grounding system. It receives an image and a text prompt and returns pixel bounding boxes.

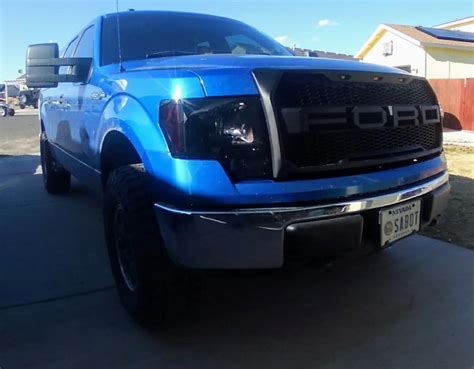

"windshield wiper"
[145,51,197,59]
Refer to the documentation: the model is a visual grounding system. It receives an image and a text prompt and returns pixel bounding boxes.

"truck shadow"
[0,154,40,175]
[147,229,474,368]
[0,154,108,309]
[0,153,95,196]
[420,173,474,249]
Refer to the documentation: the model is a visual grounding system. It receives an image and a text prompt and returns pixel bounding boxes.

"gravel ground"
[0,114,39,155]
[421,145,474,250]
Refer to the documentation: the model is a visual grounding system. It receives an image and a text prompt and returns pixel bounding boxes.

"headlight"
[159,97,272,181]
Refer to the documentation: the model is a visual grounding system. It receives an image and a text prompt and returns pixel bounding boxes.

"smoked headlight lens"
[159,97,272,181]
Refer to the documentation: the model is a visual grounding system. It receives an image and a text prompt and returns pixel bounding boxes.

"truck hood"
[120,55,408,97]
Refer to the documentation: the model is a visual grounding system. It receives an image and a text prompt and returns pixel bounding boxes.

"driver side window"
[59,37,79,74]
[74,26,95,58]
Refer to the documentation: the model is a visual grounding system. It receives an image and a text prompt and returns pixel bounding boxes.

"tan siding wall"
[361,31,426,76]
[426,47,474,79]
[441,23,474,32]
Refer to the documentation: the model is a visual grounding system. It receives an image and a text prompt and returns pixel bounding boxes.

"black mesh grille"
[271,72,442,174]
[285,124,442,168]
[274,73,437,107]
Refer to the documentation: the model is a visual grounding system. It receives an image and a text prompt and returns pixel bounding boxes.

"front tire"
[40,132,71,194]
[19,95,27,106]
[1,107,6,117]
[103,164,191,326]
[8,108,15,116]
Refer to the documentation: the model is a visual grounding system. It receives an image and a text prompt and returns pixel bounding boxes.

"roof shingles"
[385,23,474,49]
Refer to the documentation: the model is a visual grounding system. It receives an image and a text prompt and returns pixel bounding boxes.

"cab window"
[59,37,79,74]
[74,26,95,58]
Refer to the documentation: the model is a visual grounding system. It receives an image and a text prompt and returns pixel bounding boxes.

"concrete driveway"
[0,116,473,369]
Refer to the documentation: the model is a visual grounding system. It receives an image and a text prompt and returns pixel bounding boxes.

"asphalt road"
[1,115,473,369]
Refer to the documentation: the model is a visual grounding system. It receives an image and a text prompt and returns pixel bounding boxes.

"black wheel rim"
[113,205,137,291]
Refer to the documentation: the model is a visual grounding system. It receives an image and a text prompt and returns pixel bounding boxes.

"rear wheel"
[40,132,71,194]
[103,164,192,326]
[8,108,15,116]
[1,107,6,117]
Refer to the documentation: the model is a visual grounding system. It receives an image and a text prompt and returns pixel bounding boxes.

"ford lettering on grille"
[282,105,441,133]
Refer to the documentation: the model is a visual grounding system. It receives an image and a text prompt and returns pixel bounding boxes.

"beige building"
[437,16,474,32]
[356,16,474,78]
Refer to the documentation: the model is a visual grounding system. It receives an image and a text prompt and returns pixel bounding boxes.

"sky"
[0,0,473,81]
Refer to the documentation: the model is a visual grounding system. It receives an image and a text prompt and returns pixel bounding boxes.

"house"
[1,75,27,103]
[289,47,358,61]
[355,16,474,78]
[0,83,20,102]
[436,16,474,32]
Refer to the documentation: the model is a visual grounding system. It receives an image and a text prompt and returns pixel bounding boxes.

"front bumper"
[154,172,450,269]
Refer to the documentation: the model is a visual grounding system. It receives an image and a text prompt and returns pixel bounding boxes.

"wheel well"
[100,132,142,187]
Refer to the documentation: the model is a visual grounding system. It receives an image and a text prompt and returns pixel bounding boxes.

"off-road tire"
[40,132,71,194]
[103,164,192,326]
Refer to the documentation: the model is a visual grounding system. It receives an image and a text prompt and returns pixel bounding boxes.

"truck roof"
[101,9,244,25]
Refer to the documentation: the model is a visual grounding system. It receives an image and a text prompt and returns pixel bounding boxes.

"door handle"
[91,91,106,100]
[50,98,61,108]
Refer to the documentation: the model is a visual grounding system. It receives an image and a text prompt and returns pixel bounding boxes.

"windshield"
[101,11,292,65]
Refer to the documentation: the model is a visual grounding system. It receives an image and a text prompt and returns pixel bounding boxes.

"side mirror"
[26,43,92,88]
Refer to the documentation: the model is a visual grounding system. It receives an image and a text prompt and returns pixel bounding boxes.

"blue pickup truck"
[26,10,449,323]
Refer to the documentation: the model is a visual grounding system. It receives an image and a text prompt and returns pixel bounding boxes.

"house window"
[396,65,411,73]
[382,40,393,56]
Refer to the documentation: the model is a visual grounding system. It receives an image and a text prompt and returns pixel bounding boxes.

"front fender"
[39,89,56,137]
[97,93,237,205]
[97,93,169,172]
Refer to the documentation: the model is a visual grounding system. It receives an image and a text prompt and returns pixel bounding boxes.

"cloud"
[317,19,340,28]
[274,35,298,48]
[275,35,289,43]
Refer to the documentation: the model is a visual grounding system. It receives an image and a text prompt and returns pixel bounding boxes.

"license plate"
[380,200,421,247]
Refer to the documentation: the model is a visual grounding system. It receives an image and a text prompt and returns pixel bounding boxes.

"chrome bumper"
[154,172,449,269]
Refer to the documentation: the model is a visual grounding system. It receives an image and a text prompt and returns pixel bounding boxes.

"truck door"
[60,26,101,167]
[43,36,79,146]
